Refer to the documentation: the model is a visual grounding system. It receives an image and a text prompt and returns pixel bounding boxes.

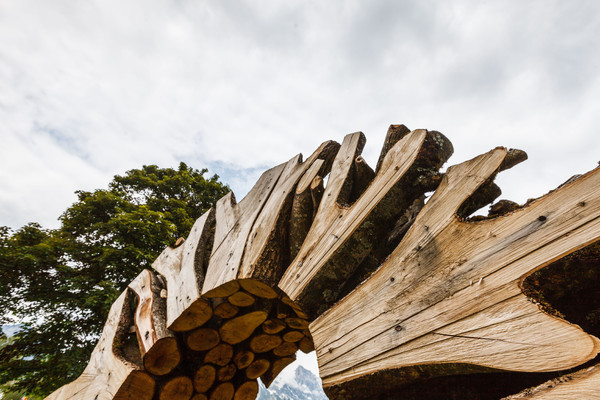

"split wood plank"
[128,269,179,375]
[311,149,600,393]
[279,129,451,317]
[202,141,339,295]
[502,364,600,399]
[45,290,154,400]
[152,209,215,331]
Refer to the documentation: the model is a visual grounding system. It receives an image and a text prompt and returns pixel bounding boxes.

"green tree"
[0,163,229,397]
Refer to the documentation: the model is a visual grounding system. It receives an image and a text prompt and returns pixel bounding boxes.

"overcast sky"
[1,0,599,231]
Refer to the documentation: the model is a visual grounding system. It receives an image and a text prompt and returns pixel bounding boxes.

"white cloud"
[0,0,599,231]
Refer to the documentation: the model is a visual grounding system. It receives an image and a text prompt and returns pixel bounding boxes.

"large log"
[311,149,600,398]
[45,290,155,400]
[279,128,452,318]
[128,269,180,376]
[46,124,600,400]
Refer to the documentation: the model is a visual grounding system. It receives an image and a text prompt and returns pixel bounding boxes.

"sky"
[1,0,600,384]
[2,1,600,230]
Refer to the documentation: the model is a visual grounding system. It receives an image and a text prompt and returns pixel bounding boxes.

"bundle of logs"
[46,125,600,400]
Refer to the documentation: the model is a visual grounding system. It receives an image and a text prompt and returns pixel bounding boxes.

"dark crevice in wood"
[326,239,600,400]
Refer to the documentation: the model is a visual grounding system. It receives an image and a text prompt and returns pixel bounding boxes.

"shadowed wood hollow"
[46,125,600,400]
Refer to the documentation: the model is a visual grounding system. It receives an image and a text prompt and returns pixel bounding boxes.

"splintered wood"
[46,125,600,400]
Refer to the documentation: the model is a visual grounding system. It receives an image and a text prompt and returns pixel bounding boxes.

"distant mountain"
[258,365,329,400]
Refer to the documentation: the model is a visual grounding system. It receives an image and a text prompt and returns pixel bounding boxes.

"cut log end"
[220,311,269,345]
[114,371,155,400]
[187,327,220,352]
[159,376,194,400]
[143,336,181,376]
[233,381,259,400]
[170,298,213,332]
[193,364,217,393]
[209,382,235,400]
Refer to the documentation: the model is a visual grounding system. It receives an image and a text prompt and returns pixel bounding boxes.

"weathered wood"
[152,209,215,331]
[502,364,600,399]
[311,150,600,397]
[202,141,339,294]
[45,290,155,400]
[158,376,193,400]
[279,128,453,318]
[48,126,600,400]
[128,269,180,376]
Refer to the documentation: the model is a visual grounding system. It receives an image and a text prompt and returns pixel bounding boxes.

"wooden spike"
[233,381,259,400]
[240,141,340,286]
[45,291,155,400]
[279,129,453,318]
[228,291,256,307]
[209,382,235,400]
[204,343,234,366]
[217,363,237,381]
[202,161,287,294]
[245,359,271,380]
[158,376,193,400]
[262,318,286,335]
[219,311,268,344]
[273,342,299,357]
[193,364,217,393]
[249,334,282,353]
[375,124,411,173]
[282,331,304,343]
[214,302,239,319]
[233,350,255,370]
[152,209,216,331]
[187,327,220,352]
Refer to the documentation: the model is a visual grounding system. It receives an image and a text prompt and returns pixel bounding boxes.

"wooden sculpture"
[46,125,600,400]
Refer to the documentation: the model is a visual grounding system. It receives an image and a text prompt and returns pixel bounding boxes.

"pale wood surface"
[311,149,600,387]
[45,291,154,400]
[46,126,600,400]
[502,365,600,399]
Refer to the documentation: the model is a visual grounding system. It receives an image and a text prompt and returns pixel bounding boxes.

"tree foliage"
[0,163,229,397]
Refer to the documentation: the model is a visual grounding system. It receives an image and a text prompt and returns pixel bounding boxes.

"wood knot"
[537,215,547,222]
[395,325,403,332]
